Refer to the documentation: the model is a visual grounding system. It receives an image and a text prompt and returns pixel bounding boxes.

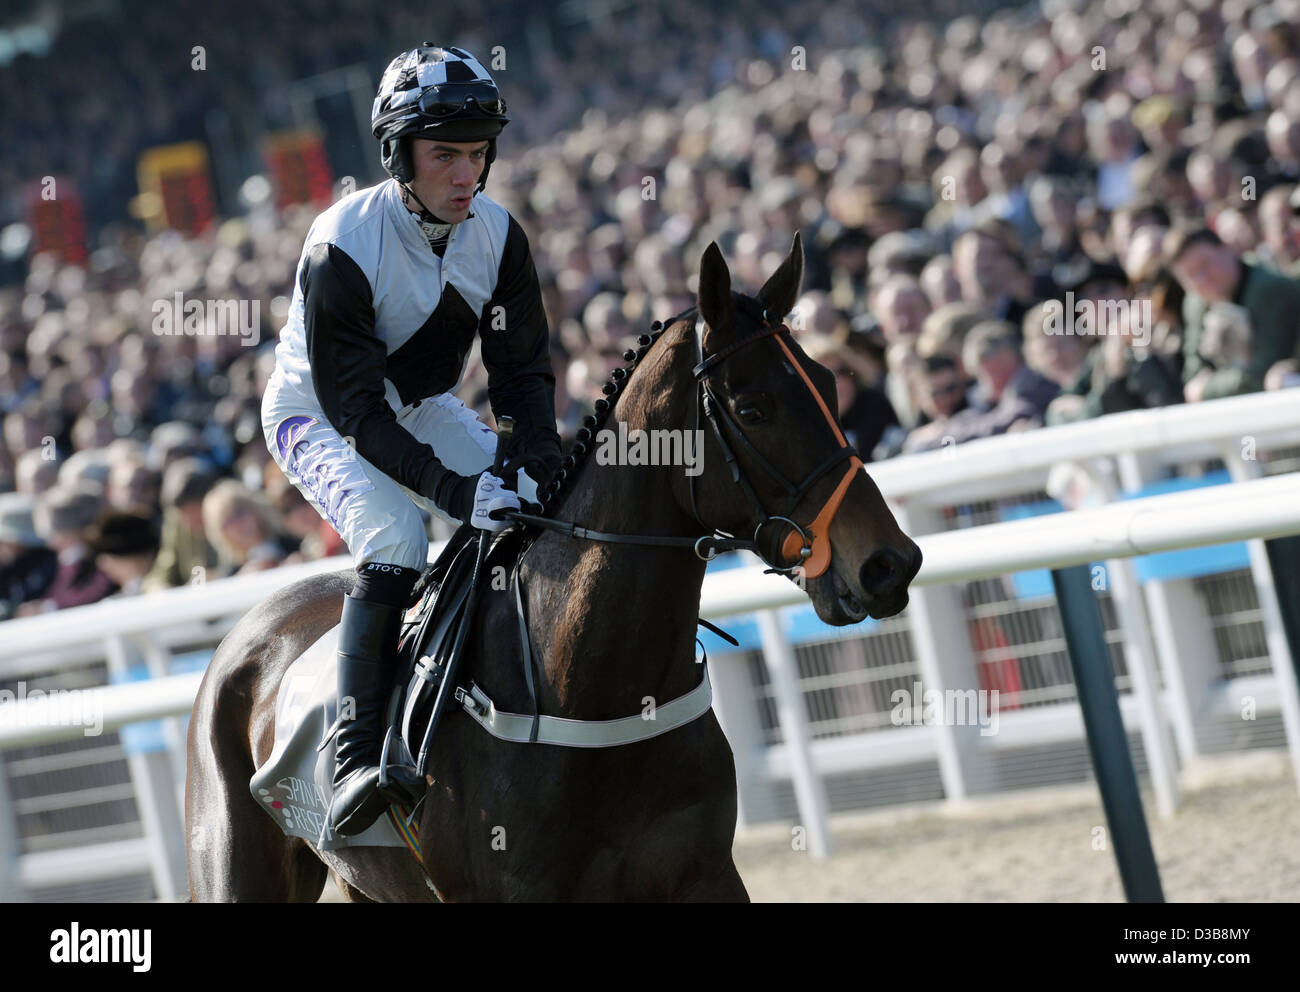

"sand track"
[317,750,1299,902]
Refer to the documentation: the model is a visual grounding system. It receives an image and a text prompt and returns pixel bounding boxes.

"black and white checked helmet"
[371,43,510,189]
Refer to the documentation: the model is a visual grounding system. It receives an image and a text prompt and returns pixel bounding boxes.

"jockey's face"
[407,138,488,223]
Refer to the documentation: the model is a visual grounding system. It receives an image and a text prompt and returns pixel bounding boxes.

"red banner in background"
[263,130,334,210]
[136,142,217,236]
[25,177,88,265]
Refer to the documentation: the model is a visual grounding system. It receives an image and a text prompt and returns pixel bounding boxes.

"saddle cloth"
[248,622,410,852]
[249,525,520,851]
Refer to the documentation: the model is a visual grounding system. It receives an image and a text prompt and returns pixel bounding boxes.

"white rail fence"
[0,390,1298,900]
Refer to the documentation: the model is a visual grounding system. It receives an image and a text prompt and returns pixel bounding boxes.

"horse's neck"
[523,334,710,719]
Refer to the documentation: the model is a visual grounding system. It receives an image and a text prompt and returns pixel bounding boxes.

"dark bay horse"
[185,233,921,901]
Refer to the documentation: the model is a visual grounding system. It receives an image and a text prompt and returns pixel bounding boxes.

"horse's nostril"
[860,548,907,597]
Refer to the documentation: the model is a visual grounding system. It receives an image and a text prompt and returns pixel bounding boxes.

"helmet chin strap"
[400,182,467,247]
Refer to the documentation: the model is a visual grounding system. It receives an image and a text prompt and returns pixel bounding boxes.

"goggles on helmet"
[417,81,506,118]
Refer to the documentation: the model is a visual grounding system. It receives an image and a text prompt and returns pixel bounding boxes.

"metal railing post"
[891,501,996,800]
[1220,444,1300,791]
[104,635,189,901]
[1087,456,1181,818]
[756,609,832,860]
[1051,564,1164,903]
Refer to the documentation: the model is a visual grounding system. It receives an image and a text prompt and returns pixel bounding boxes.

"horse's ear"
[756,231,804,323]
[697,241,732,342]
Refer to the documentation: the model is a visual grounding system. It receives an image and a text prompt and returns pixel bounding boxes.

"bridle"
[688,309,864,577]
[506,308,865,579]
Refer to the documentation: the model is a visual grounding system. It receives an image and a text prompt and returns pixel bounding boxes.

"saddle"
[370,523,533,811]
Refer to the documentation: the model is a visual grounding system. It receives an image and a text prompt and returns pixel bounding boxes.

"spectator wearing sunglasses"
[906,321,1059,452]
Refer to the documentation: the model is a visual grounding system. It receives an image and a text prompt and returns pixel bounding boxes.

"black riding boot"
[326,593,403,837]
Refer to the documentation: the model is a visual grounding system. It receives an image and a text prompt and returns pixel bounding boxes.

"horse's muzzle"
[859,542,922,601]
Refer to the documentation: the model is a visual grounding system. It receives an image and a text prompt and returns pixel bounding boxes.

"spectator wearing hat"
[21,483,117,614]
[143,458,220,591]
[0,492,57,620]
[1166,226,1300,401]
[88,511,161,598]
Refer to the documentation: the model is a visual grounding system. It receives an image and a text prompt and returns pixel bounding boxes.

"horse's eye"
[738,405,765,424]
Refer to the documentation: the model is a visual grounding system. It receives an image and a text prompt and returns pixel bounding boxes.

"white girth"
[452,666,713,747]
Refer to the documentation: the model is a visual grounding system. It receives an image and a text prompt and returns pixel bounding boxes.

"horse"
[185,233,922,901]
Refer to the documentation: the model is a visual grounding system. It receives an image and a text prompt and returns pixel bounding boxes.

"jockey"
[260,43,562,837]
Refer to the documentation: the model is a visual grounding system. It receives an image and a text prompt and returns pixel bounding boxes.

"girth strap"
[454,667,713,747]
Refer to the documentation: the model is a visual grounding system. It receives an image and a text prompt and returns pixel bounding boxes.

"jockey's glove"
[465,471,520,533]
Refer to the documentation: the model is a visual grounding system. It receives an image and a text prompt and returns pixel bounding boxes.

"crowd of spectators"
[4,0,1300,620]
[0,0,997,235]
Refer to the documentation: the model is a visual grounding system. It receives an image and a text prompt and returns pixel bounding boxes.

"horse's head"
[678,233,921,622]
